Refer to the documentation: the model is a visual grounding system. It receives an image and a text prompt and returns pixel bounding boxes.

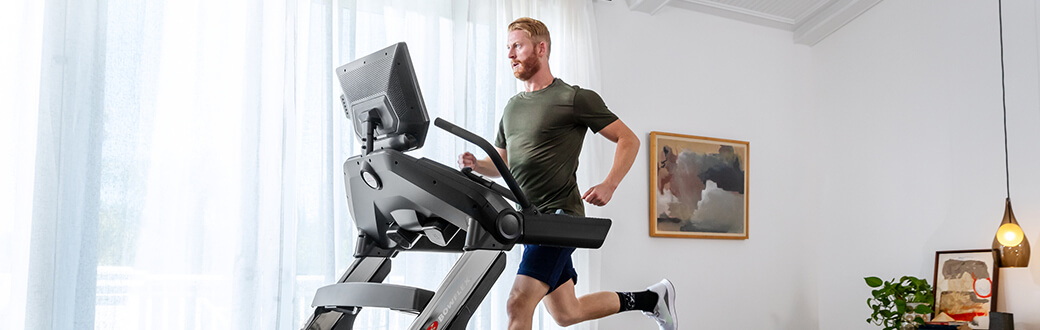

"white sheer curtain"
[0,0,602,329]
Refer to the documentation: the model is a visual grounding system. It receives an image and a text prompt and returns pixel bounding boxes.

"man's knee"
[506,290,540,318]
[549,309,582,327]
[544,290,583,326]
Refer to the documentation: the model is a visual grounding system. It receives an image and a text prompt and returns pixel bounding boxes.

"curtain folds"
[1,0,602,329]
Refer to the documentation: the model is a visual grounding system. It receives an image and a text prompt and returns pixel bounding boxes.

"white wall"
[590,3,818,329]
[812,1,1040,329]
[591,0,1040,329]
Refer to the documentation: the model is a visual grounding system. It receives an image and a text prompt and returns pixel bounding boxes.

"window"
[2,1,601,329]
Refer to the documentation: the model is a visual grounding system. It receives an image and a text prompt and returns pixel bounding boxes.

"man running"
[457,17,679,330]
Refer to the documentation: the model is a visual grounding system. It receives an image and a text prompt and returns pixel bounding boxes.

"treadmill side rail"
[301,256,391,330]
[312,282,435,314]
[520,213,612,248]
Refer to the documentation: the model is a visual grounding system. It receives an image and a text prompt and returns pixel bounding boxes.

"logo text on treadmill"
[436,278,474,325]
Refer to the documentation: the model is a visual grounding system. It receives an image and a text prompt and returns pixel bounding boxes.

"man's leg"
[544,279,676,329]
[507,275,550,330]
[542,279,619,327]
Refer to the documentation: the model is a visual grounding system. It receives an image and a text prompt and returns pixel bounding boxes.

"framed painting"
[932,249,1000,329]
[649,131,749,239]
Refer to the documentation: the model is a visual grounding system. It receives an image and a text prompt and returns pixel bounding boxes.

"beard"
[512,56,540,81]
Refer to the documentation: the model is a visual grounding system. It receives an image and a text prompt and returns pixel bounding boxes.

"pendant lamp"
[993,0,1030,268]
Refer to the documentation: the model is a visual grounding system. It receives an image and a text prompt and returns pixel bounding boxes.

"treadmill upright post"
[362,111,381,155]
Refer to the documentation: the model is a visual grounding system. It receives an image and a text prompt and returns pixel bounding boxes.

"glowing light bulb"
[996,223,1024,246]
[1003,231,1017,241]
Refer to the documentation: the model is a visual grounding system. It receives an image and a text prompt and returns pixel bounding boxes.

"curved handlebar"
[433,118,533,211]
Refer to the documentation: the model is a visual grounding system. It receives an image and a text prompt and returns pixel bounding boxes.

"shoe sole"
[662,279,677,330]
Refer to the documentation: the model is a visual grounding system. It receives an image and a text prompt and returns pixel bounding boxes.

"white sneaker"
[643,278,678,330]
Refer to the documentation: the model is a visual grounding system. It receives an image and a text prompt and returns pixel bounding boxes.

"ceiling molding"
[625,0,673,16]
[620,0,884,46]
[793,0,883,45]
[668,0,795,31]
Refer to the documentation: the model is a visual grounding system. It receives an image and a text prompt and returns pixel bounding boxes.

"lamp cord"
[1000,0,1011,199]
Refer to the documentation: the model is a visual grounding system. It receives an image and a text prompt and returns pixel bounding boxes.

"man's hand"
[458,151,478,169]
[583,119,639,207]
[457,148,507,178]
[582,181,618,207]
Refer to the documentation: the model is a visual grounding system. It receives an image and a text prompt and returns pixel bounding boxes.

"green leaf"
[866,276,883,287]
[914,304,933,314]
[865,276,938,328]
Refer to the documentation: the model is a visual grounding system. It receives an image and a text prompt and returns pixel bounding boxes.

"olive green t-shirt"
[494,78,618,217]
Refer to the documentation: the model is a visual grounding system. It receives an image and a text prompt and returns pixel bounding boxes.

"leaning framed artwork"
[932,249,1000,329]
[649,131,749,239]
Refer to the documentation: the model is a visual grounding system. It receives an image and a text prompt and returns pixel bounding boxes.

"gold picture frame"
[649,131,749,239]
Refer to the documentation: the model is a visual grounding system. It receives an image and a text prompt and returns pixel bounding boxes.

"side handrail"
[433,118,533,212]
[520,212,611,248]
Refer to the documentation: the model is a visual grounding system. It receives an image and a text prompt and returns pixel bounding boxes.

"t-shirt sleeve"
[573,89,619,133]
[494,118,506,149]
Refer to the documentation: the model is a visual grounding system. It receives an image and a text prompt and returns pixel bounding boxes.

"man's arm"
[458,147,509,178]
[582,119,639,206]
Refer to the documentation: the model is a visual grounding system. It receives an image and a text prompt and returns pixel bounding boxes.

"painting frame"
[649,131,749,239]
[932,249,1000,329]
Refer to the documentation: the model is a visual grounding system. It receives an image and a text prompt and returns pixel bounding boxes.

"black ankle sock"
[616,290,658,313]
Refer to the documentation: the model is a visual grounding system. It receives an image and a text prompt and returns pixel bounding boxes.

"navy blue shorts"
[518,244,578,294]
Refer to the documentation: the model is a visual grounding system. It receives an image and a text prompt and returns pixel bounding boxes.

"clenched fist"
[582,182,618,207]
[458,151,477,169]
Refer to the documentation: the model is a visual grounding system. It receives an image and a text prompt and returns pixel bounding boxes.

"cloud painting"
[650,132,748,239]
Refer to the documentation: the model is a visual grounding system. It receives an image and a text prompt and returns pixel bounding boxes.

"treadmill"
[301,42,612,330]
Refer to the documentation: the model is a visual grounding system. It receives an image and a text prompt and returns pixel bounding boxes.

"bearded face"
[507,30,544,82]
[512,55,540,81]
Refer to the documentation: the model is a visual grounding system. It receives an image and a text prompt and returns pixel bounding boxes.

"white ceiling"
[622,0,884,45]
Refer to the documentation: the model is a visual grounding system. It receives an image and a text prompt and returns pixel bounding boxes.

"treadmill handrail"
[434,118,533,211]
[311,282,434,314]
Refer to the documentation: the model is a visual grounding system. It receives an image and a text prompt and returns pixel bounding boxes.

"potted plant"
[864,276,934,330]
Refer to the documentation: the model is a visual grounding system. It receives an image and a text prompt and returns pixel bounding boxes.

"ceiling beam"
[793,0,883,46]
[626,0,673,15]
[616,0,883,46]
[669,0,795,31]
